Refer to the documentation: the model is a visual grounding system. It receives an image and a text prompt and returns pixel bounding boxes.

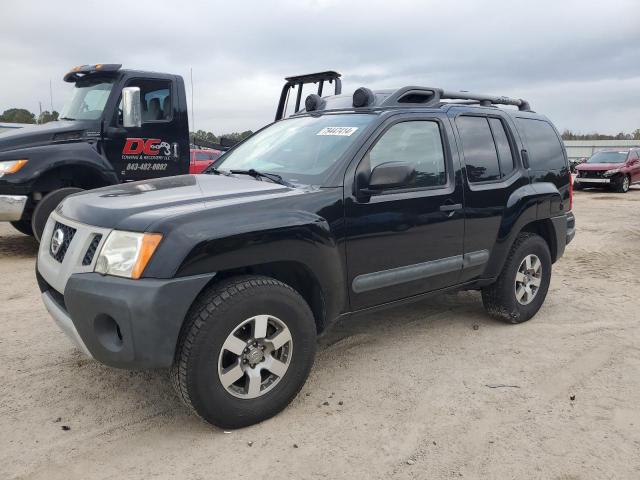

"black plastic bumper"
[38,271,215,368]
[550,211,576,261]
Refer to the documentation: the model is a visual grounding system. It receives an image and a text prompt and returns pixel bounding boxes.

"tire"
[171,275,317,428]
[10,219,34,236]
[481,233,552,324]
[615,175,630,193]
[31,187,83,242]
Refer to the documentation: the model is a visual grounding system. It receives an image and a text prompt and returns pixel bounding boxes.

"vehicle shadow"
[0,230,38,258]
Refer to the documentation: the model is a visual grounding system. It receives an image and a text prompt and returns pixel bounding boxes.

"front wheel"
[615,175,630,193]
[10,220,34,236]
[172,275,317,428]
[31,187,84,242]
[482,233,552,324]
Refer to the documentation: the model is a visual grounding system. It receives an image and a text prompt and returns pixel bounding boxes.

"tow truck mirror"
[365,162,416,193]
[122,87,142,128]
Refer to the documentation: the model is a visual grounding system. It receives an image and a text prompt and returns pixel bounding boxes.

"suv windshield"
[214,114,375,184]
[60,78,115,121]
[587,151,628,164]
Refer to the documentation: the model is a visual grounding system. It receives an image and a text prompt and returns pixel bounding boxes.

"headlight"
[95,230,162,279]
[603,169,620,177]
[0,159,28,178]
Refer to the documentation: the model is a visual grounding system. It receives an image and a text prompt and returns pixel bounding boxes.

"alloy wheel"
[217,315,293,399]
[514,254,542,305]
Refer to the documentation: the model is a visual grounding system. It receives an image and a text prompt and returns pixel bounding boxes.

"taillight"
[568,171,573,211]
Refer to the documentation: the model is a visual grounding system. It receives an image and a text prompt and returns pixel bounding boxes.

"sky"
[1,0,639,135]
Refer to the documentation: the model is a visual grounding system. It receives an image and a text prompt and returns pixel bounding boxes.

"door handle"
[172,142,179,160]
[440,203,462,212]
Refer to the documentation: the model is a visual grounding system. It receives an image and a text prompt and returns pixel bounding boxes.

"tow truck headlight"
[95,231,162,279]
[0,159,28,178]
[603,169,620,177]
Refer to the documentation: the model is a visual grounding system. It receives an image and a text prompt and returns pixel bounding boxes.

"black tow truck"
[36,70,574,428]
[0,64,220,240]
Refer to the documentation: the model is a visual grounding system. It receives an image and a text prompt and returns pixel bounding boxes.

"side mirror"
[122,87,142,128]
[365,161,416,192]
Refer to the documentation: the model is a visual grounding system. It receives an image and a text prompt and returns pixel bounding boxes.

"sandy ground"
[1,188,640,480]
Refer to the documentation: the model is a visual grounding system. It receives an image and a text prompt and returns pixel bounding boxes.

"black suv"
[36,74,575,428]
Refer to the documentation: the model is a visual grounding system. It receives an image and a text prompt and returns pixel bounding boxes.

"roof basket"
[276,71,342,120]
[381,86,531,111]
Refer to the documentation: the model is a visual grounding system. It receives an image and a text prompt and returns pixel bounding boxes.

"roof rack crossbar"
[276,71,342,120]
[440,90,531,111]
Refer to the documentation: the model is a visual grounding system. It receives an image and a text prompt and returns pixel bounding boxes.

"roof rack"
[276,71,342,121]
[380,86,531,111]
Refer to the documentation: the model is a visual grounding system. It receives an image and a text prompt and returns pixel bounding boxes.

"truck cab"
[0,64,190,240]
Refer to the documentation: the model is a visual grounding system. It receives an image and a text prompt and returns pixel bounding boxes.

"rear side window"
[516,118,566,170]
[488,118,515,176]
[456,116,501,182]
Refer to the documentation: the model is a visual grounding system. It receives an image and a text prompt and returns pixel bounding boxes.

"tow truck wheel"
[10,220,34,237]
[172,275,317,428]
[31,187,84,242]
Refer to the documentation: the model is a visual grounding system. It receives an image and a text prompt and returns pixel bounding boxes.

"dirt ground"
[1,187,639,480]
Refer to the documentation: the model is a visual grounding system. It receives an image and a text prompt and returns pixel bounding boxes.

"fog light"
[94,314,123,352]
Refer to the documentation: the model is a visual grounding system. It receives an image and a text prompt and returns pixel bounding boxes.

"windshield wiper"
[204,167,230,176]
[229,169,293,187]
[59,116,76,121]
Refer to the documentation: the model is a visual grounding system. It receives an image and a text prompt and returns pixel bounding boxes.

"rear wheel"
[482,233,552,324]
[172,275,317,428]
[10,220,34,236]
[31,187,83,242]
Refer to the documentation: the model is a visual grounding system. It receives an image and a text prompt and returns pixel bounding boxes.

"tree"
[38,110,59,124]
[633,129,640,140]
[0,108,36,124]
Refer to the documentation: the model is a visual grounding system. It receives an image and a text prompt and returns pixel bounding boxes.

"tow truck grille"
[82,234,103,266]
[51,222,76,263]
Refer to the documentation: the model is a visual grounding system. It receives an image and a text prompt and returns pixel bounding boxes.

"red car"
[575,148,640,193]
[189,148,223,174]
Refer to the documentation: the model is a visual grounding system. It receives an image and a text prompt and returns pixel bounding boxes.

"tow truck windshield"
[213,114,375,185]
[60,78,114,121]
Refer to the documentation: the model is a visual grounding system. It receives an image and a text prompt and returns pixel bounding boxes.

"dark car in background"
[575,148,640,193]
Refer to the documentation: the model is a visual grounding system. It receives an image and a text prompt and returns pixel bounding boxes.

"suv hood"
[576,163,623,171]
[0,120,94,153]
[58,174,296,231]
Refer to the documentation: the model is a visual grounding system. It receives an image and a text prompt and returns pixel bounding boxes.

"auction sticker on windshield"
[317,127,359,136]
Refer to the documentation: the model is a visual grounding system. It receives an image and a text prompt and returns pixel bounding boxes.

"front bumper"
[0,194,27,221]
[37,270,215,368]
[575,177,610,184]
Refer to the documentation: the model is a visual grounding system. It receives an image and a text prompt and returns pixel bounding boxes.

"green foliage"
[190,129,253,145]
[0,108,36,124]
[562,129,640,141]
[38,110,59,124]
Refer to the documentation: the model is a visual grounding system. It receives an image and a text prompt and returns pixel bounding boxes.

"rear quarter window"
[516,118,566,171]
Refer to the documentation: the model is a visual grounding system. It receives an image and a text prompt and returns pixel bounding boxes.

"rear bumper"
[551,211,575,260]
[0,194,27,221]
[37,269,215,368]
